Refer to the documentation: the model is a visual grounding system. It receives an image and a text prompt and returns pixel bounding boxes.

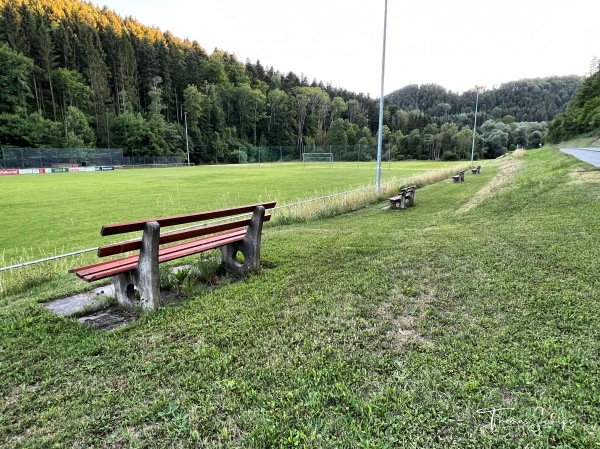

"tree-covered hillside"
[386,76,581,124]
[547,59,600,142]
[0,0,383,163]
[0,0,586,164]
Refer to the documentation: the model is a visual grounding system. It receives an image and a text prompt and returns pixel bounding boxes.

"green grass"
[557,136,600,148]
[1,148,599,447]
[0,160,456,265]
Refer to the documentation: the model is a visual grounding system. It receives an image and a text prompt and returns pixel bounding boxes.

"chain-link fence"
[239,144,380,164]
[1,145,383,168]
[0,148,184,169]
[121,156,185,166]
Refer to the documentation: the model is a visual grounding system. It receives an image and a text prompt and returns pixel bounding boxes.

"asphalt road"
[560,148,600,167]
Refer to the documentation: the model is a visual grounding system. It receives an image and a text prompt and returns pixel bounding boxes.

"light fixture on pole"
[375,0,388,193]
[470,89,479,166]
[184,111,190,166]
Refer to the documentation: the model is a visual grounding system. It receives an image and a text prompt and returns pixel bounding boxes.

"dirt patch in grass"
[4,383,39,411]
[567,168,600,202]
[569,168,600,184]
[378,286,434,349]
[457,156,524,214]
[77,306,136,331]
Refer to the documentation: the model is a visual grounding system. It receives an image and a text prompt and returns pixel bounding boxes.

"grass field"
[1,148,599,447]
[0,160,457,266]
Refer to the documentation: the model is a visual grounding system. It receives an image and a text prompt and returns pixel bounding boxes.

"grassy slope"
[558,136,600,148]
[1,149,599,448]
[0,161,455,264]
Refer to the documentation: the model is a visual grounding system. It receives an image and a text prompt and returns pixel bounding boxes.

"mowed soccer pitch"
[0,160,457,264]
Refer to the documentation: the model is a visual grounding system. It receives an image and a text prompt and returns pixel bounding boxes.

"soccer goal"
[302,152,333,167]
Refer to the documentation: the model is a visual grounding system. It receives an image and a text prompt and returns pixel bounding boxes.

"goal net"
[302,152,333,167]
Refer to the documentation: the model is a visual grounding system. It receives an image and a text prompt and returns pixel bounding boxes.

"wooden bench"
[388,185,416,210]
[70,202,276,310]
[452,171,465,182]
[471,165,481,174]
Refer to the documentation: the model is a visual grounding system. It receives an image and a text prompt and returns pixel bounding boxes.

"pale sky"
[96,0,599,97]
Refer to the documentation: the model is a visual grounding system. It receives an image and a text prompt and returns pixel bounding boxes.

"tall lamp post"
[375,0,388,192]
[470,89,479,165]
[184,111,190,166]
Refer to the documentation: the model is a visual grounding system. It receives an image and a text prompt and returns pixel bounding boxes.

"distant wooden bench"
[388,185,416,210]
[471,165,481,174]
[452,171,465,182]
[70,202,276,310]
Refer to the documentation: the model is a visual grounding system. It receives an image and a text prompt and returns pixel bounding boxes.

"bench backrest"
[101,201,276,235]
[97,201,276,257]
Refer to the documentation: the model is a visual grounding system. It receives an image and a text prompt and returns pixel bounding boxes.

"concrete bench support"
[221,206,265,275]
[453,171,465,182]
[112,221,161,309]
[388,186,416,210]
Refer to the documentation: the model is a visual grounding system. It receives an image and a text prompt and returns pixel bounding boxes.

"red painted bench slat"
[71,229,247,281]
[100,202,276,236]
[97,214,271,257]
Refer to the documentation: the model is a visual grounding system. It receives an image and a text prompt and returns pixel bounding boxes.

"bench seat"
[70,228,247,282]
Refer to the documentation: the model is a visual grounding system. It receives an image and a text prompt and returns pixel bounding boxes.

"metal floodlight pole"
[376,0,389,193]
[184,111,190,166]
[470,90,479,166]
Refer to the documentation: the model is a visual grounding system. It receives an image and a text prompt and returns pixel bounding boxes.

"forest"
[547,58,600,143]
[0,0,584,164]
[386,77,582,124]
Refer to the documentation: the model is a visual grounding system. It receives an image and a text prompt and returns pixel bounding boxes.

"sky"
[95,0,600,98]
